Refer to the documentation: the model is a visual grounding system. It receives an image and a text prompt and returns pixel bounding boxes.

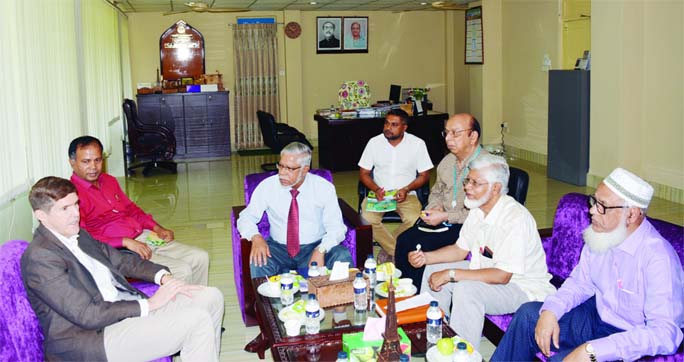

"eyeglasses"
[588,195,629,215]
[441,128,472,138]
[462,177,489,187]
[276,163,303,173]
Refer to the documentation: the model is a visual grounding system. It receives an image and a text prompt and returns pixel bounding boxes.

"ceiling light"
[310,1,317,4]
[420,2,428,5]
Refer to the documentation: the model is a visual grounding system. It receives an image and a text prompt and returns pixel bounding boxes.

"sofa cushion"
[545,193,591,280]
[0,240,44,362]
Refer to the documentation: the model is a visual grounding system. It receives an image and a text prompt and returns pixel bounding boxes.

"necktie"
[287,189,300,257]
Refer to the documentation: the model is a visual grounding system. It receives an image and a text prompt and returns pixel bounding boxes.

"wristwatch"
[448,269,456,282]
[585,343,597,362]
[316,245,327,254]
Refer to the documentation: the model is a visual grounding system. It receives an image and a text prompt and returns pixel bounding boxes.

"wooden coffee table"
[245,276,456,361]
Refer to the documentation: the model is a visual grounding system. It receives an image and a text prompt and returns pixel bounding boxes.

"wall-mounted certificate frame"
[465,6,484,64]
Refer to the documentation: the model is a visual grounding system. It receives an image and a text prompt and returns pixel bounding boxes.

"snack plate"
[374,278,417,298]
[425,336,482,362]
[257,275,304,298]
[376,268,402,282]
[278,300,326,323]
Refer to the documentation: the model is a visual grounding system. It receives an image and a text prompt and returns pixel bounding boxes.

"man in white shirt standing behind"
[238,142,352,277]
[358,109,433,263]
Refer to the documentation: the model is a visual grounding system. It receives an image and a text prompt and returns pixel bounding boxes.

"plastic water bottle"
[364,254,377,287]
[280,273,294,306]
[336,351,349,362]
[308,261,321,278]
[353,272,368,311]
[305,294,321,334]
[452,342,469,362]
[426,301,442,344]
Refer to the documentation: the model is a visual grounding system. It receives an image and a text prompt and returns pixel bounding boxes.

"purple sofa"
[0,240,170,362]
[483,193,684,361]
[230,169,372,326]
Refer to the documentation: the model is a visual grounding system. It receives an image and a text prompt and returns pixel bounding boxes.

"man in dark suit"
[319,21,340,48]
[21,177,224,362]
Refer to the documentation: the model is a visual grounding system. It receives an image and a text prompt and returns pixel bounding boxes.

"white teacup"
[284,319,301,337]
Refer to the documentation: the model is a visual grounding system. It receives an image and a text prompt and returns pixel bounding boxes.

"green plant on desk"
[408,87,430,102]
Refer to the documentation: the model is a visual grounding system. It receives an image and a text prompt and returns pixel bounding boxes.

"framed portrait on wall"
[342,17,368,53]
[317,17,342,53]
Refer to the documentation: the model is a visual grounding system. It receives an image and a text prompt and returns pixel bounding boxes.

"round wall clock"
[285,22,302,39]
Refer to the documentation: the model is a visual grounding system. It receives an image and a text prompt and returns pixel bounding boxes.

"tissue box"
[342,328,411,359]
[308,271,369,308]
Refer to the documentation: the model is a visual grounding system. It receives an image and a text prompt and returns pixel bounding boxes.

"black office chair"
[357,170,430,222]
[508,166,530,205]
[257,110,314,171]
[122,99,177,176]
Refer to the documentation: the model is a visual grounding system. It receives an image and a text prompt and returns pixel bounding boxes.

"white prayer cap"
[603,168,654,209]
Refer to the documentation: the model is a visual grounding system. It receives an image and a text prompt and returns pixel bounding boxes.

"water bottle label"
[306,310,320,319]
[354,287,366,294]
[427,318,442,327]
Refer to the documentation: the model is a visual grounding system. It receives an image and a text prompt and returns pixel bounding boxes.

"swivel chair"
[257,110,313,171]
[122,99,177,176]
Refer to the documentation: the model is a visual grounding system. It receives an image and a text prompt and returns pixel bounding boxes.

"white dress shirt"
[47,228,167,317]
[455,195,556,301]
[358,132,433,192]
[237,173,347,252]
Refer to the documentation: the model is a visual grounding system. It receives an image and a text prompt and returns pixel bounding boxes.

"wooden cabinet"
[136,92,231,159]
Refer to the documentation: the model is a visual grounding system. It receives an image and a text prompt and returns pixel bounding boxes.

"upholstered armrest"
[338,198,372,268]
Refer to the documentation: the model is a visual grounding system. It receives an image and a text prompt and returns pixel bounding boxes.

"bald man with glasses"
[395,113,487,288]
[237,142,352,278]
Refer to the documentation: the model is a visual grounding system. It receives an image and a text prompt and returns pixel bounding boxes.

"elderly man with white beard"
[408,154,555,349]
[492,168,684,362]
[237,141,351,278]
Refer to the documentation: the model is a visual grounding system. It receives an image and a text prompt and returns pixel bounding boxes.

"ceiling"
[111,0,472,13]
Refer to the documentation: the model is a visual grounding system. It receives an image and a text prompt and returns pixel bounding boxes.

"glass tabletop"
[267,290,381,337]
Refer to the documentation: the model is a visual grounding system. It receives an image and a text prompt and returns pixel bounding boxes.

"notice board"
[465,6,484,64]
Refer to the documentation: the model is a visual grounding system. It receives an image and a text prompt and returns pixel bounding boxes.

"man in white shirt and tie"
[237,142,352,277]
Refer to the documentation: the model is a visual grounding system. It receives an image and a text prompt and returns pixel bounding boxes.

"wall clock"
[285,22,301,39]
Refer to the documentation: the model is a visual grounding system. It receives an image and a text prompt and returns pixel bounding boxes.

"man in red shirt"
[68,136,209,285]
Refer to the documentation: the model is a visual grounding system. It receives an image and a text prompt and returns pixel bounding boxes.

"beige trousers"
[104,286,224,362]
[136,230,210,285]
[361,195,422,255]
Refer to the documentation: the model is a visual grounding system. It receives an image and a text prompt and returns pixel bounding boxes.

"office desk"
[314,112,449,172]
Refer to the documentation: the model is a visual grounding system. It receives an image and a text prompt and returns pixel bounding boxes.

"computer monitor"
[389,84,402,104]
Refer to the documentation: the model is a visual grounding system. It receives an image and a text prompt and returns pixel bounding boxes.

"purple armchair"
[230,169,372,326]
[0,240,170,362]
[483,193,684,361]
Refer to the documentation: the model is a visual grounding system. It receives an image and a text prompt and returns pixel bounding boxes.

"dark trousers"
[394,223,462,288]
[491,297,623,362]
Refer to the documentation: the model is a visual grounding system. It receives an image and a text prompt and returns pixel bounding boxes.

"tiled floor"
[124,152,683,362]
